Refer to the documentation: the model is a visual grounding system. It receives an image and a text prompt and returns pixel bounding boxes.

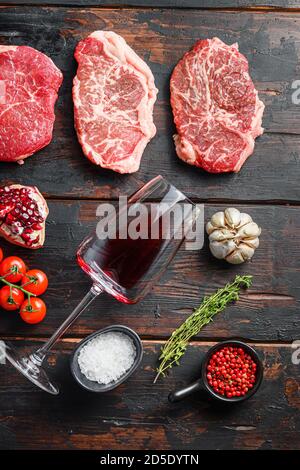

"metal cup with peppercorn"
[169,340,263,404]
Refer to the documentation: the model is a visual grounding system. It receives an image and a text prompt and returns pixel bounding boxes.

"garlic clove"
[210,211,226,228]
[237,222,261,239]
[239,243,255,260]
[225,250,245,264]
[206,221,215,235]
[224,208,241,228]
[209,229,235,242]
[244,237,260,249]
[209,239,236,259]
[239,213,253,227]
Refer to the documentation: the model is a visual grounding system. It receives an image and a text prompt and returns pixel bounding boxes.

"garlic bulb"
[206,208,261,264]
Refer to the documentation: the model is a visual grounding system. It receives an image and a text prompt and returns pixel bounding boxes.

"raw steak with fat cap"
[0,45,63,163]
[73,31,158,174]
[170,37,265,173]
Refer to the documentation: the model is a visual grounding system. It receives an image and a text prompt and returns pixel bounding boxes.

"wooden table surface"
[0,0,300,451]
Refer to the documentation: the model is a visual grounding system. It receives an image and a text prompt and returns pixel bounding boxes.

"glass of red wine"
[1,176,200,394]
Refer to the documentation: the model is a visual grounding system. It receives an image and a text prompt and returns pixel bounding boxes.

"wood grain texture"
[0,200,299,342]
[0,3,299,452]
[0,340,299,450]
[0,7,300,201]
[4,1,300,9]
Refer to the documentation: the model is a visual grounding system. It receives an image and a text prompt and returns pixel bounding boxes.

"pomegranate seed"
[31,223,42,230]
[21,233,31,242]
[6,213,15,224]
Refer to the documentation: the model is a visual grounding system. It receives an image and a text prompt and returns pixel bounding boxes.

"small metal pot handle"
[168,379,203,403]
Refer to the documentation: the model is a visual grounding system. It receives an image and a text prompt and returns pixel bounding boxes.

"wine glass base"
[1,341,59,395]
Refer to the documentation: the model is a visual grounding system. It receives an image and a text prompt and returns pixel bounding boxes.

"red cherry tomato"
[0,286,24,311]
[0,256,26,283]
[0,248,3,263]
[19,297,46,324]
[21,269,48,296]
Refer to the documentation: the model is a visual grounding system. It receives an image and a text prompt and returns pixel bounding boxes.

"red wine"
[77,210,174,303]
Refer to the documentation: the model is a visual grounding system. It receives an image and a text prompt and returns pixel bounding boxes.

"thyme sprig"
[154,275,253,383]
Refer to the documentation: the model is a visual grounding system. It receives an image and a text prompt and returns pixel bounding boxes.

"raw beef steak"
[170,38,265,173]
[0,46,63,163]
[73,31,158,174]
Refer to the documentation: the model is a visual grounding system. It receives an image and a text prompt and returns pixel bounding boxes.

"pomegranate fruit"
[0,185,49,249]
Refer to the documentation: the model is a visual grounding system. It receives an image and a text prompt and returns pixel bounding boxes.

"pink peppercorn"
[206,346,257,399]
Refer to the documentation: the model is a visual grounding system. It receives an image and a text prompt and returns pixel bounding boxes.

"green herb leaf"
[154,275,252,382]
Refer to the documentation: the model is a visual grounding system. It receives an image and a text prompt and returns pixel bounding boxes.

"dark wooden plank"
[0,200,299,342]
[1,7,300,201]
[5,1,300,9]
[0,340,299,450]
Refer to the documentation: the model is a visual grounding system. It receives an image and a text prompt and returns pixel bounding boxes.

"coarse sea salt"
[78,332,136,384]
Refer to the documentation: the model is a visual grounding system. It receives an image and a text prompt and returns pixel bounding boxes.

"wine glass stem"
[30,284,103,366]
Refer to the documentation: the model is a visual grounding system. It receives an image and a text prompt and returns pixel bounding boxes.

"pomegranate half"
[0,184,49,249]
